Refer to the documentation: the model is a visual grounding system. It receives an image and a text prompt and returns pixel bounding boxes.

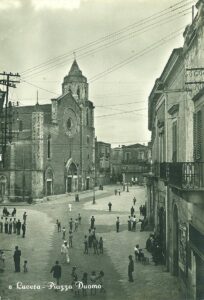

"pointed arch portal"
[65,158,78,193]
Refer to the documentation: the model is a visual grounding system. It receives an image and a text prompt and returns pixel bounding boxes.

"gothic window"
[86,108,89,126]
[47,135,51,159]
[77,86,80,99]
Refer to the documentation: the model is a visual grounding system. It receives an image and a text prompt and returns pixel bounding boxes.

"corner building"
[0,60,95,200]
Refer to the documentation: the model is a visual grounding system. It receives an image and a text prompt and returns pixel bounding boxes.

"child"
[23,260,28,273]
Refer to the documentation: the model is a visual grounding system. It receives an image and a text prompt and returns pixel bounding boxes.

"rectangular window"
[172,121,177,162]
[47,137,51,159]
[193,110,202,161]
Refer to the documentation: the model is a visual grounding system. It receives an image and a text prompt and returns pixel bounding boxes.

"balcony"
[159,162,204,190]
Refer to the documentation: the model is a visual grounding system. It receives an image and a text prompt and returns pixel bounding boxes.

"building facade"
[95,140,111,186]
[111,144,149,184]
[146,1,204,299]
[0,60,95,201]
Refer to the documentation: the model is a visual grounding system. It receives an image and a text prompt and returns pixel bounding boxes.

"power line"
[21,1,194,79]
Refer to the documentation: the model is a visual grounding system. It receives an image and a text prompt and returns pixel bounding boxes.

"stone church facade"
[0,60,95,201]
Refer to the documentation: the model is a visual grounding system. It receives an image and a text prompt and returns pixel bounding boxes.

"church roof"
[63,60,87,84]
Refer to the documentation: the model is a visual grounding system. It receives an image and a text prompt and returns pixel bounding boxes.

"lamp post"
[92,165,96,204]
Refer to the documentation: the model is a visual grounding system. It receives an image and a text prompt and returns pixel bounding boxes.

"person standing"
[132,215,136,231]
[69,218,73,231]
[116,217,120,232]
[13,218,17,234]
[99,237,104,254]
[114,189,117,195]
[74,218,78,232]
[11,208,16,217]
[78,213,82,225]
[23,260,28,273]
[128,255,134,282]
[108,202,112,212]
[69,230,73,248]
[93,238,99,255]
[133,197,136,206]
[16,220,21,235]
[84,235,88,254]
[128,216,131,231]
[56,219,61,232]
[130,206,135,217]
[90,216,95,229]
[23,212,27,223]
[88,229,93,248]
[50,261,61,285]
[13,246,21,272]
[61,241,70,263]
[8,219,13,234]
[62,227,66,240]
[68,203,72,212]
[22,222,26,238]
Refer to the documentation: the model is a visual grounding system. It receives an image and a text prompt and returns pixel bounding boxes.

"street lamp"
[92,165,96,204]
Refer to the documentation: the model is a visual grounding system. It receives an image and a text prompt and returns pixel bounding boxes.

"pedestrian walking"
[23,212,27,223]
[22,222,26,238]
[50,261,61,285]
[116,217,120,232]
[108,202,112,212]
[88,229,93,248]
[69,230,73,248]
[23,260,28,273]
[13,246,21,272]
[61,241,70,263]
[99,237,103,254]
[118,189,121,195]
[8,218,12,234]
[84,235,89,254]
[133,197,136,205]
[128,255,134,282]
[68,203,72,212]
[62,226,66,240]
[0,217,3,233]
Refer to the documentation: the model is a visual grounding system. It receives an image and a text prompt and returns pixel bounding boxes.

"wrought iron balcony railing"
[158,162,204,190]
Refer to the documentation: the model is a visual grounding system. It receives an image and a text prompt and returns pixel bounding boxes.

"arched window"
[86,108,89,126]
[77,86,80,99]
[47,135,51,159]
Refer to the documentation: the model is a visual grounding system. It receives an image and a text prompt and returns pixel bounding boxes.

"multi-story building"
[0,60,95,201]
[111,144,149,184]
[95,140,111,186]
[146,1,204,299]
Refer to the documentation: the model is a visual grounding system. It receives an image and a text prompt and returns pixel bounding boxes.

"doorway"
[67,177,72,193]
[86,178,90,190]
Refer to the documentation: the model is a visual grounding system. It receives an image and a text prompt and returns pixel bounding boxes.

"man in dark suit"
[22,222,26,238]
[13,246,21,272]
[50,261,62,285]
[128,255,134,282]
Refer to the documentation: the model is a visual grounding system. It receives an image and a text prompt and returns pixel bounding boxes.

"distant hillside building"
[0,60,95,201]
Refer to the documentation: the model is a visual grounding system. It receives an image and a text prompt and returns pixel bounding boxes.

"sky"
[0,0,197,146]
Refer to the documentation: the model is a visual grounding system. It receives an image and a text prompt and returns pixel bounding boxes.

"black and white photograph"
[0,0,204,299]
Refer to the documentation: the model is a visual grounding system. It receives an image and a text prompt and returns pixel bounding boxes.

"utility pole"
[0,72,20,165]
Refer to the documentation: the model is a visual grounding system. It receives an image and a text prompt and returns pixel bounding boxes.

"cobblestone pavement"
[0,185,184,300]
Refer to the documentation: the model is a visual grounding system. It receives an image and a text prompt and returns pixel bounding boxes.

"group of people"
[0,208,27,238]
[13,245,28,273]
[84,227,104,255]
[50,263,105,295]
[146,233,164,265]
